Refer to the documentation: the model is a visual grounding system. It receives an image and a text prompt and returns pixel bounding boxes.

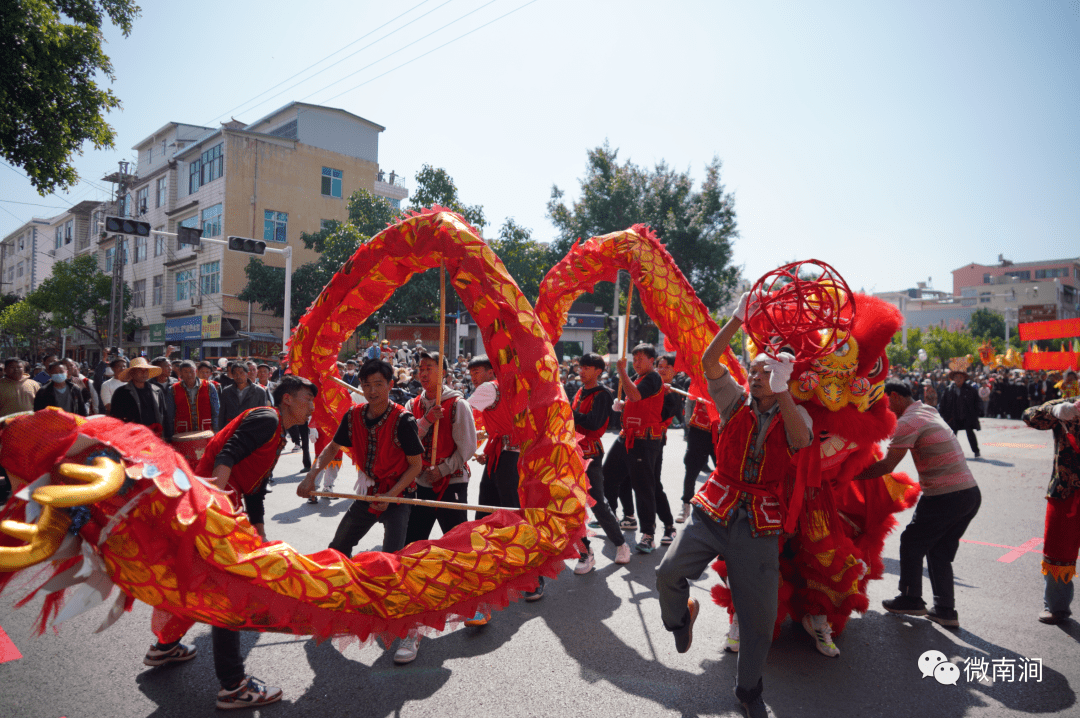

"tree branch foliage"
[0,1,141,193]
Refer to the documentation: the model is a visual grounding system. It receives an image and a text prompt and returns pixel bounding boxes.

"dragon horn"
[32,457,126,508]
[0,505,73,572]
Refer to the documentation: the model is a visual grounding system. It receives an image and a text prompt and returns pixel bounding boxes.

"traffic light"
[104,215,150,237]
[227,236,266,255]
[605,315,619,354]
[628,315,643,345]
[177,225,203,247]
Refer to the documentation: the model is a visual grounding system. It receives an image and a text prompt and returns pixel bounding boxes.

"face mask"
[51,373,67,383]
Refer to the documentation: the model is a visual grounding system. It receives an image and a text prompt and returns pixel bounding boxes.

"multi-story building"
[0,216,57,298]
[84,101,407,361]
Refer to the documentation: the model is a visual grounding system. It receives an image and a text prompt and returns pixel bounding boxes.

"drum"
[171,430,213,467]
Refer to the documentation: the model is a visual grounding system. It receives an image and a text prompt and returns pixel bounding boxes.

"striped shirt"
[889,401,977,496]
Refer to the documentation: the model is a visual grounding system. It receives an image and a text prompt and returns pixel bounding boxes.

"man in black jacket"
[938,368,981,458]
[109,357,169,439]
[33,360,88,416]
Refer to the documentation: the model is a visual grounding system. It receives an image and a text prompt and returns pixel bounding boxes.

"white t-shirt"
[100,378,126,408]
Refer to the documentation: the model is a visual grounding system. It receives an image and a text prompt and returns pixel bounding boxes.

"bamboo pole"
[430,263,447,466]
[331,376,365,396]
[311,490,506,514]
[618,282,635,401]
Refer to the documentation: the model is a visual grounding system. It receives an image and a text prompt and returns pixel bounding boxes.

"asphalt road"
[1,416,1077,718]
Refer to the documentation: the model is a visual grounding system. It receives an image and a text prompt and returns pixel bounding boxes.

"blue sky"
[1,0,1076,296]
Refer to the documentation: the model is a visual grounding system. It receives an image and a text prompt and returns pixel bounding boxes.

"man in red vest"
[572,352,631,572]
[468,355,520,518]
[656,293,810,718]
[298,358,423,556]
[679,390,717,524]
[173,360,220,433]
[142,374,317,710]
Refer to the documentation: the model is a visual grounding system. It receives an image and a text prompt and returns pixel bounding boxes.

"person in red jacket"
[656,293,811,718]
[298,359,423,556]
[142,374,317,710]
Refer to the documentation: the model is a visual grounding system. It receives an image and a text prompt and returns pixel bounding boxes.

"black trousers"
[329,500,411,556]
[603,439,633,517]
[899,486,982,609]
[682,425,714,503]
[653,444,675,530]
[582,455,625,549]
[405,483,469,545]
[288,422,311,468]
[212,627,245,688]
[604,437,663,535]
[953,428,979,456]
[475,450,520,520]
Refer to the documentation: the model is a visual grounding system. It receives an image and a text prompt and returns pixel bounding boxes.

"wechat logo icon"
[919,650,959,685]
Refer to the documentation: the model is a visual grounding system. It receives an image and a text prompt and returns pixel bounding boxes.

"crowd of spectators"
[888,366,1079,420]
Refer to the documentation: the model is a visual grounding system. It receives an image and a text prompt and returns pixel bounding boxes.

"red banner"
[1019,318,1080,341]
[1023,352,1080,371]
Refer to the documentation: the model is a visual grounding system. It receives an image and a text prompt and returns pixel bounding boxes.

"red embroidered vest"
[349,402,412,495]
[572,386,610,458]
[480,380,519,470]
[174,380,213,433]
[621,374,666,448]
[410,393,467,480]
[196,407,284,496]
[691,403,795,538]
[688,398,714,431]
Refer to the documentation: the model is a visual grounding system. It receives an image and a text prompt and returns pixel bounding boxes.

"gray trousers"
[656,506,779,691]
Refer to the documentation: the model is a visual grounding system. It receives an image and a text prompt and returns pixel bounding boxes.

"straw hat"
[118,357,163,382]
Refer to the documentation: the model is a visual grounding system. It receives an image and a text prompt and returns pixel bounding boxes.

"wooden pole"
[331,376,364,396]
[430,263,446,466]
[311,490,506,514]
[618,282,635,401]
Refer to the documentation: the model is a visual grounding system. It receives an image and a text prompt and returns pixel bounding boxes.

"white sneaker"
[676,502,692,523]
[802,614,840,657]
[574,549,595,575]
[394,634,420,664]
[725,615,740,653]
[614,543,632,565]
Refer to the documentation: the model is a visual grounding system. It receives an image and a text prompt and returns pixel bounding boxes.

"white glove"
[309,426,319,443]
[613,399,625,413]
[1051,400,1080,422]
[733,292,751,321]
[764,352,795,393]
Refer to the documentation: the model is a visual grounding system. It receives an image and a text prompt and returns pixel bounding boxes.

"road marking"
[961,536,1043,563]
[981,442,1046,449]
[0,625,22,663]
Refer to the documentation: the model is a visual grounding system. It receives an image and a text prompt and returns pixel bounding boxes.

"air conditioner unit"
[47,249,56,257]
[190,293,201,307]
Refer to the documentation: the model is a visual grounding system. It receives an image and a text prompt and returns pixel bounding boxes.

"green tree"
[0,300,51,357]
[28,254,137,353]
[1,1,140,194]
[489,218,552,305]
[409,164,486,229]
[968,308,1005,340]
[547,142,739,314]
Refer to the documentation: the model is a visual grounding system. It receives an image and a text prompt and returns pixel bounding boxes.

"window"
[156,177,167,208]
[17,234,24,251]
[134,235,147,263]
[1004,270,1031,281]
[136,186,149,215]
[118,193,131,217]
[178,216,199,249]
[55,227,62,250]
[161,139,166,157]
[6,266,12,282]
[176,269,196,301]
[189,159,201,193]
[201,204,223,238]
[983,273,992,284]
[321,167,342,198]
[201,144,223,185]
[152,275,163,306]
[16,261,24,278]
[1035,268,1069,279]
[200,260,220,296]
[263,210,287,243]
[64,220,73,244]
[320,219,334,231]
[105,247,115,273]
[132,279,146,308]
[154,228,165,257]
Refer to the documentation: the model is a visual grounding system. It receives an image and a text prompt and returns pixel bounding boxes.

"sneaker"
[464,610,490,627]
[587,519,602,529]
[619,515,638,530]
[636,534,654,554]
[614,543,632,565]
[926,606,960,628]
[882,594,927,616]
[661,526,677,546]
[802,614,840,657]
[734,681,773,718]
[574,550,596,575]
[676,502,692,523]
[394,635,420,664]
[524,576,545,602]
[143,642,197,667]
[674,598,700,653]
[1038,609,1071,625]
[216,676,283,710]
[725,615,740,653]
[306,496,318,504]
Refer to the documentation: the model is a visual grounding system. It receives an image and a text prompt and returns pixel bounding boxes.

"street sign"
[227,236,266,255]
[104,216,151,237]
[177,225,203,247]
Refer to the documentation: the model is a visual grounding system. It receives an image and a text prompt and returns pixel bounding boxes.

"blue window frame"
[263,210,287,243]
[201,204,223,238]
[321,167,342,198]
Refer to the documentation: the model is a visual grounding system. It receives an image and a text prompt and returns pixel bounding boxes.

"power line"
[321,0,540,104]
[304,0,500,103]
[203,0,444,125]
[0,199,71,210]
